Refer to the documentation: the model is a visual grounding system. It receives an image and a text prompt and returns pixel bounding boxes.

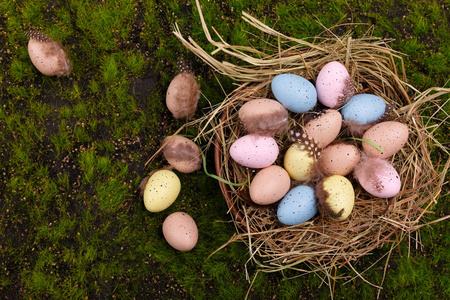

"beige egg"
[249,165,291,205]
[162,135,201,173]
[166,72,200,119]
[25,31,72,77]
[238,98,289,136]
[318,142,360,176]
[316,175,354,221]
[163,212,198,251]
[303,109,342,148]
[283,143,315,182]
[362,121,409,159]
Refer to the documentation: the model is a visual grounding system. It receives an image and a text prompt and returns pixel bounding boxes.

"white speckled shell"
[27,32,72,76]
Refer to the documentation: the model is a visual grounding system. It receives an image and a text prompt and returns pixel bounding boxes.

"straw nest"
[172,0,450,288]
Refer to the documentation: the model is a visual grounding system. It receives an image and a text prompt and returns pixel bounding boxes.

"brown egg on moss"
[25,30,72,76]
[166,59,200,119]
[162,135,202,173]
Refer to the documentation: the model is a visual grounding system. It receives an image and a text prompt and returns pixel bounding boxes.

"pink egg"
[353,154,401,198]
[249,165,291,205]
[362,121,409,159]
[302,109,342,148]
[230,134,279,168]
[162,212,198,251]
[316,61,354,108]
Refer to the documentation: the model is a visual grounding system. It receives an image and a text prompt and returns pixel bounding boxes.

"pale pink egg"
[362,121,409,159]
[249,165,291,205]
[229,134,279,169]
[353,154,401,198]
[162,212,198,251]
[316,61,354,108]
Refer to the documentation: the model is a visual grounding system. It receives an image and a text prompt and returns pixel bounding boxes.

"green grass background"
[0,0,449,299]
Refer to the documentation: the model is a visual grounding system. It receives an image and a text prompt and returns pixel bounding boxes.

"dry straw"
[173,0,450,292]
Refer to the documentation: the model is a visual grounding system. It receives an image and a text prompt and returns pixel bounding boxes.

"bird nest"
[173,0,450,290]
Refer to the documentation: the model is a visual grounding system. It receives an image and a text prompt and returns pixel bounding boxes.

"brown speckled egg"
[162,135,201,173]
[362,121,409,159]
[238,98,289,136]
[318,142,361,176]
[166,59,200,119]
[303,109,342,148]
[162,212,198,251]
[249,165,291,205]
[25,30,72,76]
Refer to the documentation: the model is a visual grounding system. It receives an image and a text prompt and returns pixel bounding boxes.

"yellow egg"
[317,175,354,221]
[283,143,315,181]
[142,170,181,212]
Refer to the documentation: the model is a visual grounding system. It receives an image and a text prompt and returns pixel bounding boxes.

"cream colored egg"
[317,175,354,221]
[142,170,181,212]
[362,121,409,159]
[303,109,342,148]
[163,212,198,251]
[249,165,291,205]
[318,142,360,176]
[283,143,315,182]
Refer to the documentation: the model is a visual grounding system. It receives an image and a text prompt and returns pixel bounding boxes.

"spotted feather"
[288,122,322,160]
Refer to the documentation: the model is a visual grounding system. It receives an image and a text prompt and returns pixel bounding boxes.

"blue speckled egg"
[271,74,317,113]
[277,185,318,226]
[341,94,386,125]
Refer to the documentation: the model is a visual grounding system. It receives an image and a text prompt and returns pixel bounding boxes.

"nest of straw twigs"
[173,0,450,288]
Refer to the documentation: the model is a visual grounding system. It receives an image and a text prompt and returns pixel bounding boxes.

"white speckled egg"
[142,170,181,212]
[25,30,72,77]
[283,143,315,182]
[249,165,291,205]
[303,109,342,148]
[316,61,354,108]
[238,98,289,136]
[341,94,386,125]
[163,212,198,251]
[271,74,317,113]
[362,121,409,159]
[229,134,279,169]
[318,142,361,176]
[317,175,355,221]
[277,185,318,226]
[354,154,401,198]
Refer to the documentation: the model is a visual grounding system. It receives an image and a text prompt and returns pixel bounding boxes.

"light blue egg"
[341,94,386,125]
[277,185,318,226]
[271,74,317,113]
